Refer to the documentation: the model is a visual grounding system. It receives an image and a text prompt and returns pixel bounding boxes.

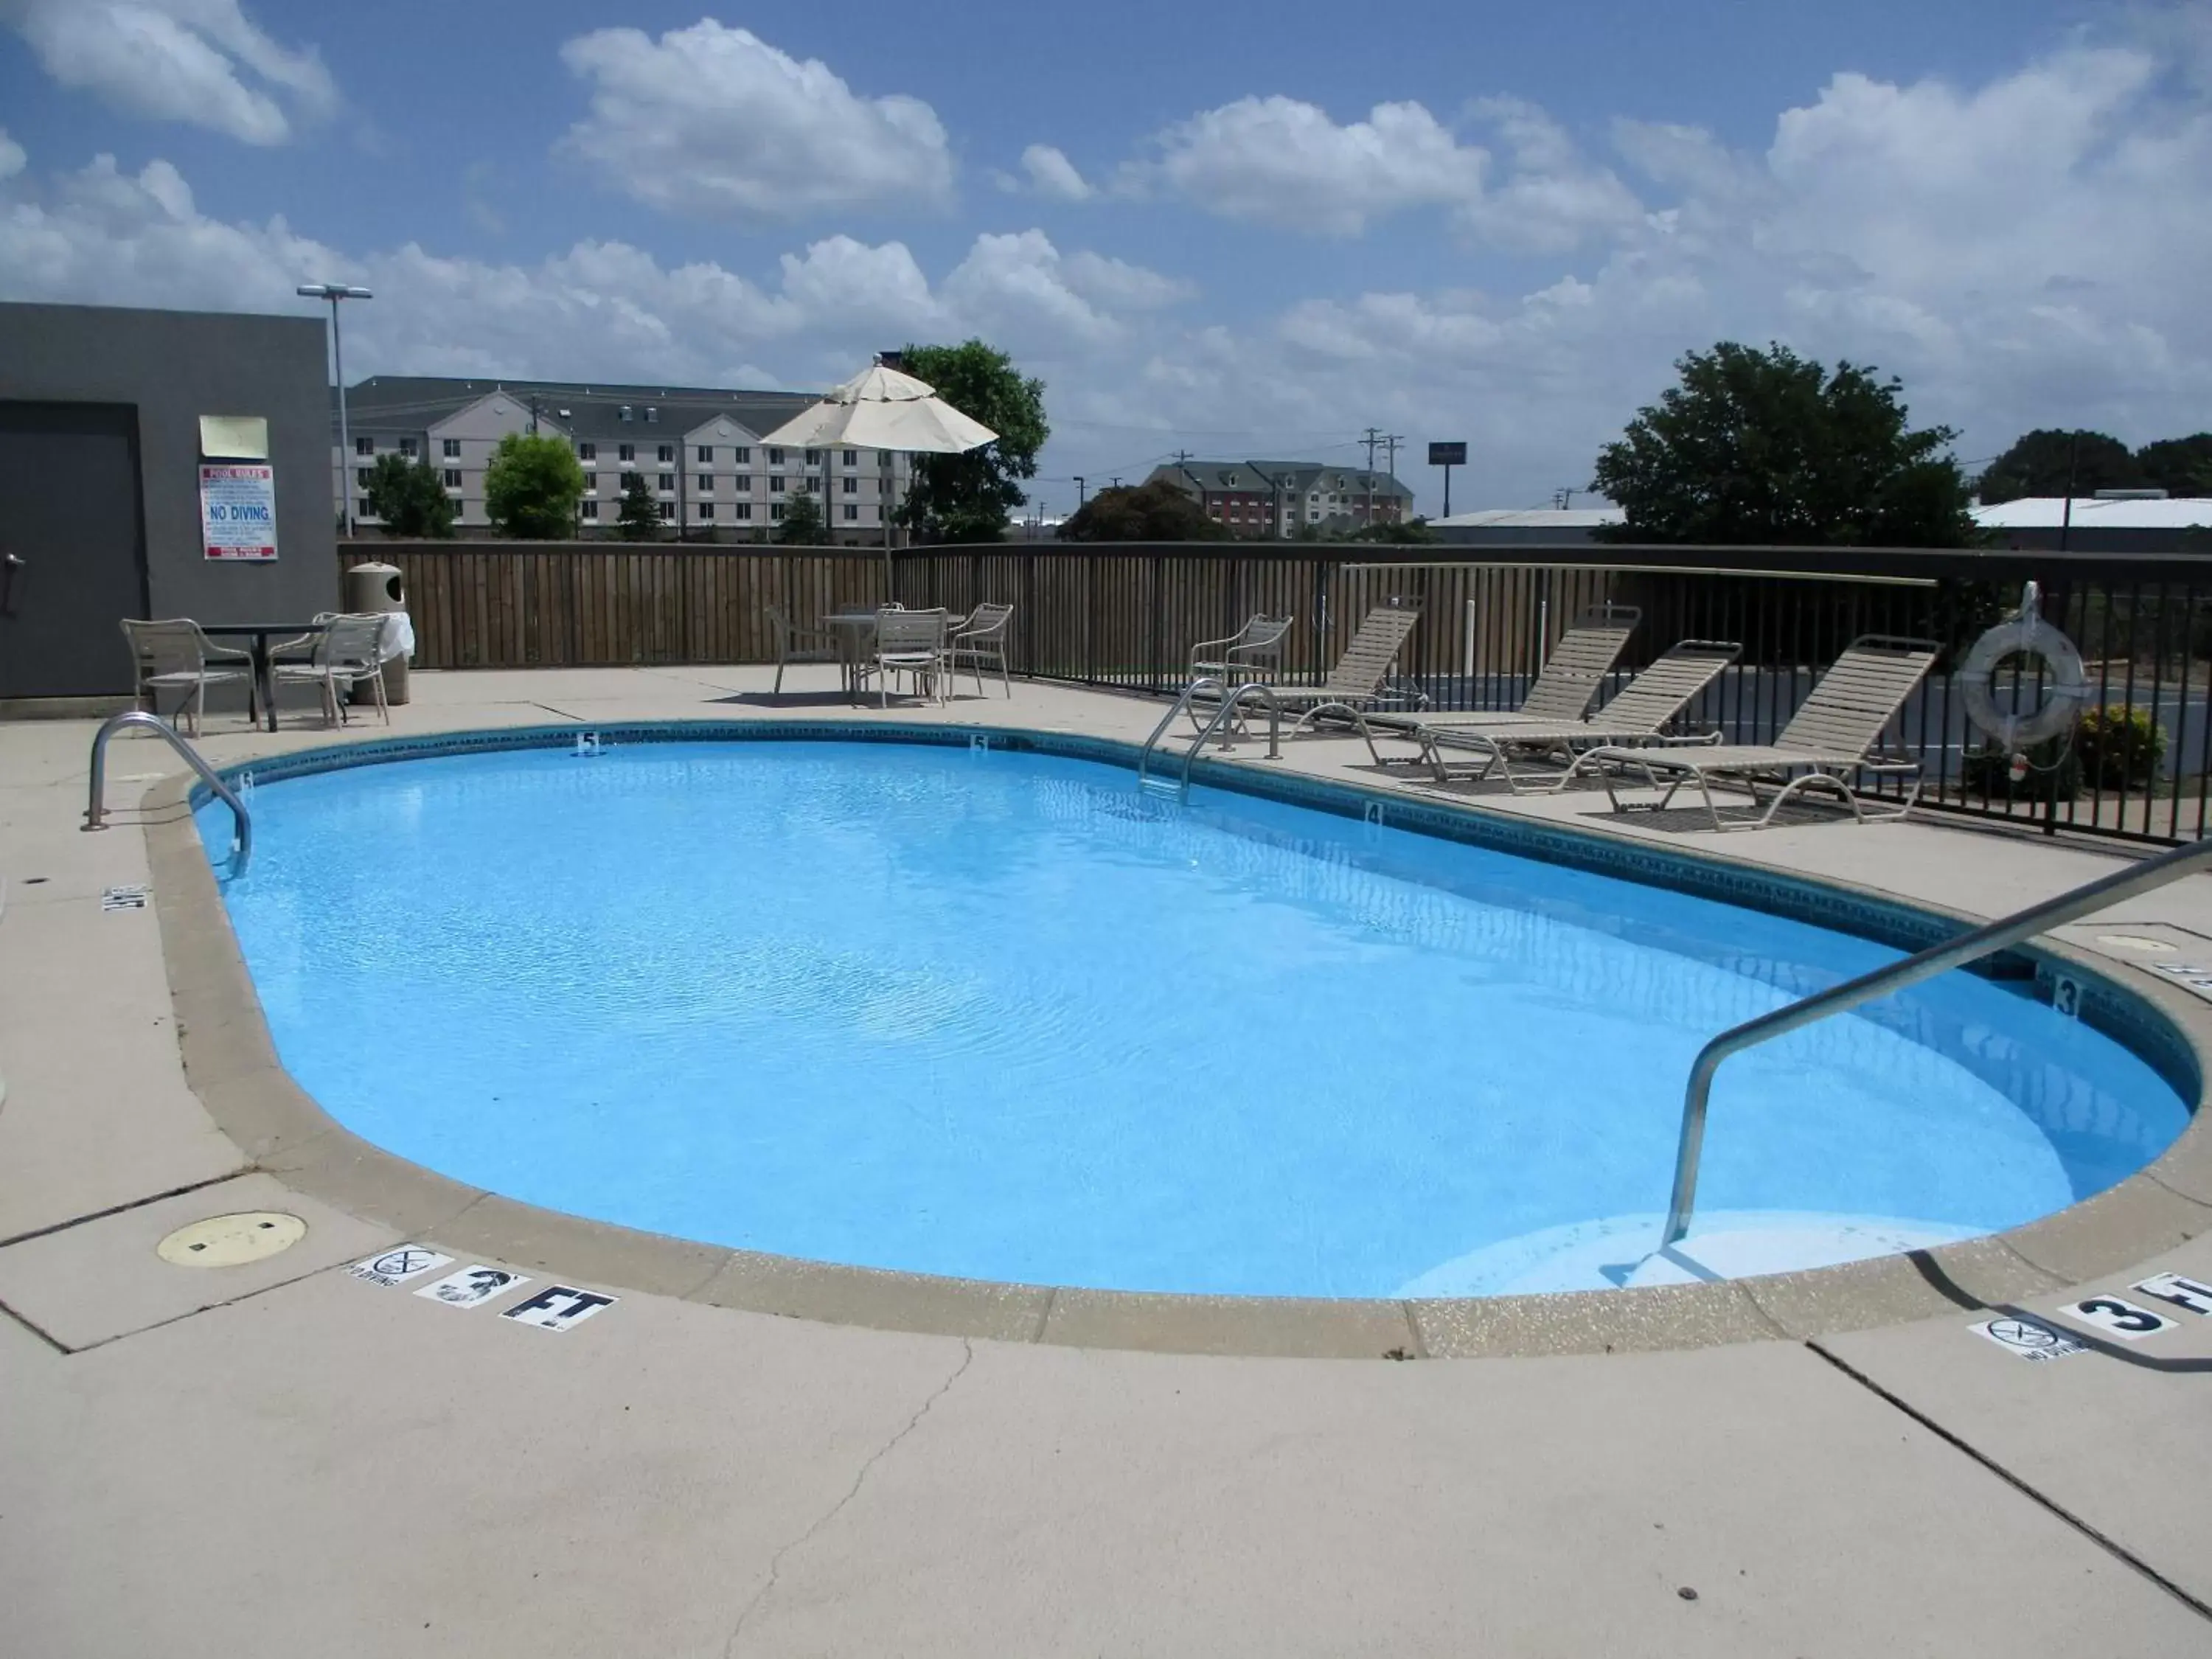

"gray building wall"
[0,302,338,626]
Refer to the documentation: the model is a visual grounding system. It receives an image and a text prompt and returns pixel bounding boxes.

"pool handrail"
[1138,678,1222,792]
[1663,832,2212,1247]
[83,709,252,871]
[1181,684,1283,787]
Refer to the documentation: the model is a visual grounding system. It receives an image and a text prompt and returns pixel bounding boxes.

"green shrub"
[2074,703,2166,791]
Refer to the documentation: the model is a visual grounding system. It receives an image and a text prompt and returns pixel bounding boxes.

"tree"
[362,453,454,538]
[1591,341,1976,546]
[1348,516,1440,545]
[1057,479,1228,541]
[2136,434,2212,498]
[484,431,586,538]
[776,487,828,545]
[892,341,1049,543]
[616,471,660,540]
[1976,429,2143,504]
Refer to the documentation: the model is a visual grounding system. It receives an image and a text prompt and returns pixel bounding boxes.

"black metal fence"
[352,538,2212,846]
[891,541,2212,846]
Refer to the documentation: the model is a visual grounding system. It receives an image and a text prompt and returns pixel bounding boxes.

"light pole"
[297,283,372,536]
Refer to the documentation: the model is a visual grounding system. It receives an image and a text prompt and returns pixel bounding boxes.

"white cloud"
[1011,144,1092,201]
[0,129,24,181]
[1133,92,1638,251]
[557,21,954,220]
[1145,97,1485,234]
[1,21,2204,514]
[1,0,335,146]
[0,152,1184,394]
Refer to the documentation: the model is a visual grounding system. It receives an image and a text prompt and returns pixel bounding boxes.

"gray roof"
[1144,459,1414,500]
[335,375,819,445]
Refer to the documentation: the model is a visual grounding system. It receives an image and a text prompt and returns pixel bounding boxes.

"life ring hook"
[1958,581,2087,753]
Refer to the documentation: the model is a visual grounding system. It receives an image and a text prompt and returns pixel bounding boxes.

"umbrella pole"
[883,449,897,603]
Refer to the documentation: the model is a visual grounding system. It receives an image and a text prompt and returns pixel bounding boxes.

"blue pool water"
[204,740,2191,1298]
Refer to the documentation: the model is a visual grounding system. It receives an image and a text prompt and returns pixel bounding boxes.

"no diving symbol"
[1972,1317,2087,1361]
[348,1245,453,1287]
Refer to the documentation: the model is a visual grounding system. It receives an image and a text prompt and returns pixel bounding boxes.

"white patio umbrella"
[760,359,997,588]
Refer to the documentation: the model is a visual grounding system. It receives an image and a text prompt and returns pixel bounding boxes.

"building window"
[696,473,714,493]
[618,442,635,462]
[698,502,715,520]
[355,467,372,487]
[769,475,786,494]
[355,437,373,456]
[842,476,857,494]
[696,445,713,464]
[358,496,372,517]
[657,473,674,493]
[398,437,417,458]
[768,447,785,465]
[841,449,858,467]
[656,444,673,463]
[657,501,674,521]
[581,500,599,520]
[843,504,859,521]
[733,474,751,493]
[585,474,600,495]
[733,446,751,465]
[734,503,752,521]
[804,449,821,466]
[771,503,785,521]
[578,442,596,461]
[443,469,462,487]
[440,438,460,459]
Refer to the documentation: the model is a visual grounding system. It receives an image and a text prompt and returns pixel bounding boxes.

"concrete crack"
[723,1338,974,1655]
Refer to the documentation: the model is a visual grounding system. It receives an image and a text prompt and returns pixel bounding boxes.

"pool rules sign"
[200,463,279,560]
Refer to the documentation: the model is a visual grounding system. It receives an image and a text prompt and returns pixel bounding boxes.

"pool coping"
[144,717,2212,1360]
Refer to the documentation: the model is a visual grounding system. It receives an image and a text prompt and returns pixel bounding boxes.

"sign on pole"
[1427,442,1467,518]
[200,463,279,561]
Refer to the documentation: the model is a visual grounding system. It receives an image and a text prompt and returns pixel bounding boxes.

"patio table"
[201,619,330,733]
[822,610,886,704]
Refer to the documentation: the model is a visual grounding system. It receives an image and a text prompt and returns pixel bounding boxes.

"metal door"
[0,401,148,698]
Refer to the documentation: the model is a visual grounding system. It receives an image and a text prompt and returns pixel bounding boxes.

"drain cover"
[157,1211,307,1267]
[2097,934,2180,954]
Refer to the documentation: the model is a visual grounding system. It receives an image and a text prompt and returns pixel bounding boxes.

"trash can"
[343,561,412,706]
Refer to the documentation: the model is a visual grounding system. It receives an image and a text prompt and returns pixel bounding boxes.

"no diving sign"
[1972,1317,2087,1362]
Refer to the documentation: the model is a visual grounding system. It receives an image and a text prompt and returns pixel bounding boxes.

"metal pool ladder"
[1663,832,2212,1248]
[1137,679,1282,799]
[83,710,253,871]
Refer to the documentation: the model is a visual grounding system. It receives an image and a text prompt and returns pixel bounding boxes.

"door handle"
[0,551,21,616]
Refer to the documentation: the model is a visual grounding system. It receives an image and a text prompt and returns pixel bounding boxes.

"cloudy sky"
[1,0,2205,515]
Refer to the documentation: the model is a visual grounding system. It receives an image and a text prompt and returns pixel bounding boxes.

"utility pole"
[1362,427,1382,528]
[1073,476,1086,509]
[1381,434,1405,523]
[297,282,372,537]
[1553,487,1573,511]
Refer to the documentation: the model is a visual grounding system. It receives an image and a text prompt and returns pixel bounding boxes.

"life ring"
[1958,613,2087,751]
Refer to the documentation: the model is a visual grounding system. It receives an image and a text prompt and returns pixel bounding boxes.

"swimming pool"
[204,734,2191,1299]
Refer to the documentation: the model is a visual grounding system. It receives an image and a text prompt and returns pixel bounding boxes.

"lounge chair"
[1582,635,1941,830]
[1190,613,1293,685]
[863,607,950,707]
[1357,602,1642,742]
[1360,639,1742,791]
[120,618,256,736]
[1197,605,1425,735]
[944,601,1015,697]
[272,612,392,727]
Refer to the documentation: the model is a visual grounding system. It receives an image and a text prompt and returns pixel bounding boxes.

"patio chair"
[943,602,1015,698]
[1358,603,1643,742]
[1357,639,1741,791]
[1582,635,1941,831]
[1190,613,1293,685]
[1200,605,1426,736]
[119,619,255,737]
[866,607,950,707]
[272,613,391,728]
[766,604,843,695]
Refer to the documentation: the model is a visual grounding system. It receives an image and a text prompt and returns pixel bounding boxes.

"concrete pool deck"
[6,664,2212,1656]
